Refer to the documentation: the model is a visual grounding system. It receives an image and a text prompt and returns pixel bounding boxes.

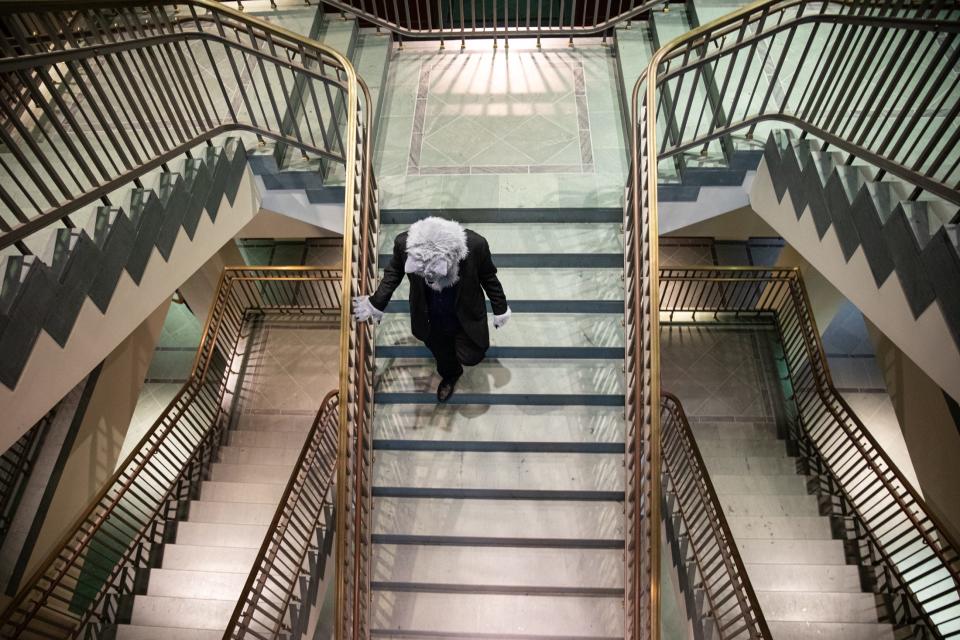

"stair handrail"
[307,0,666,44]
[0,267,344,639]
[0,0,369,252]
[224,389,340,640]
[627,5,959,637]
[631,0,960,206]
[660,391,772,640]
[2,8,381,633]
[657,266,960,638]
[0,408,54,546]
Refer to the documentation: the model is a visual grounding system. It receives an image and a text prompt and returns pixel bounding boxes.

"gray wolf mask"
[404,217,469,291]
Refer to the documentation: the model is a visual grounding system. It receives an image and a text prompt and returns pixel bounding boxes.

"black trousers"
[424,329,486,380]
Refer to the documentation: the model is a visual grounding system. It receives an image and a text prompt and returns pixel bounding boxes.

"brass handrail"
[0,410,53,546]
[657,266,960,638]
[224,389,340,640]
[311,0,666,44]
[0,0,367,251]
[660,391,771,640]
[628,5,959,637]
[2,5,379,632]
[0,267,343,639]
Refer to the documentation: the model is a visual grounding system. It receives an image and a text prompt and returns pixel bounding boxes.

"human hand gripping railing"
[0,267,343,639]
[224,389,340,640]
[660,392,771,640]
[656,267,960,638]
[0,0,366,253]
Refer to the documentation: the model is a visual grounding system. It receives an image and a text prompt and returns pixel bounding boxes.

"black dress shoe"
[437,377,459,402]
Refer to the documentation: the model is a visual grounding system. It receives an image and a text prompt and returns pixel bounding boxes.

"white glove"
[493,307,511,329]
[353,295,384,324]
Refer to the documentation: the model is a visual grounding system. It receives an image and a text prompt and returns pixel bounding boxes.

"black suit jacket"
[369,229,508,349]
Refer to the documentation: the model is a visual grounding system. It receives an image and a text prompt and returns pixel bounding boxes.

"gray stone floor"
[374,39,628,209]
[660,323,783,424]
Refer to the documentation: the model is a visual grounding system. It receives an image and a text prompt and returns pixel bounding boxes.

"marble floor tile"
[373,41,628,209]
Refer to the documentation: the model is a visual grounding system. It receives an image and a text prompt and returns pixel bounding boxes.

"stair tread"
[373,497,623,542]
[161,544,258,573]
[372,544,623,590]
[130,595,235,630]
[744,563,864,593]
[766,620,895,640]
[116,625,223,640]
[754,590,882,624]
[370,591,623,637]
[378,313,624,352]
[387,268,624,301]
[380,223,623,256]
[373,404,625,444]
[146,568,248,600]
[372,451,624,493]
[376,359,625,397]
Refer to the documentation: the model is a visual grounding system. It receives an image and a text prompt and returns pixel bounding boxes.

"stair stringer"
[0,164,263,452]
[749,158,960,403]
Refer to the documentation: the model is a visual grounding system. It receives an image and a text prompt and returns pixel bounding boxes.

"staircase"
[662,323,895,640]
[369,208,627,637]
[116,317,338,639]
[751,132,960,403]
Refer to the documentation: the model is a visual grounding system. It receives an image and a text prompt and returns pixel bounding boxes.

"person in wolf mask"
[353,217,511,402]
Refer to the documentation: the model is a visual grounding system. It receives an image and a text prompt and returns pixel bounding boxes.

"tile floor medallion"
[375,40,628,209]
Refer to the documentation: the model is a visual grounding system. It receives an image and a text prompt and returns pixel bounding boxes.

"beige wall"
[868,319,960,542]
[665,205,778,240]
[749,160,960,403]
[774,245,846,334]
[0,169,262,448]
[17,300,170,591]
[178,240,247,327]
[238,207,342,239]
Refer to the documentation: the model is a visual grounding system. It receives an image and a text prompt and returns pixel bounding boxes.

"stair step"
[726,516,833,540]
[372,545,623,592]
[218,445,302,466]
[116,626,222,640]
[228,429,307,449]
[372,451,624,493]
[146,569,248,600]
[744,563,863,593]
[161,544,257,573]
[373,404,625,444]
[233,413,314,432]
[380,223,624,256]
[377,312,624,350]
[208,462,293,484]
[387,268,624,302]
[737,539,847,565]
[693,437,787,457]
[719,493,820,517]
[756,591,880,623]
[766,620,894,639]
[710,474,809,495]
[175,522,269,549]
[373,498,623,545]
[370,592,623,637]
[200,480,285,504]
[188,500,277,525]
[376,359,625,397]
[130,595,235,631]
[702,455,798,475]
